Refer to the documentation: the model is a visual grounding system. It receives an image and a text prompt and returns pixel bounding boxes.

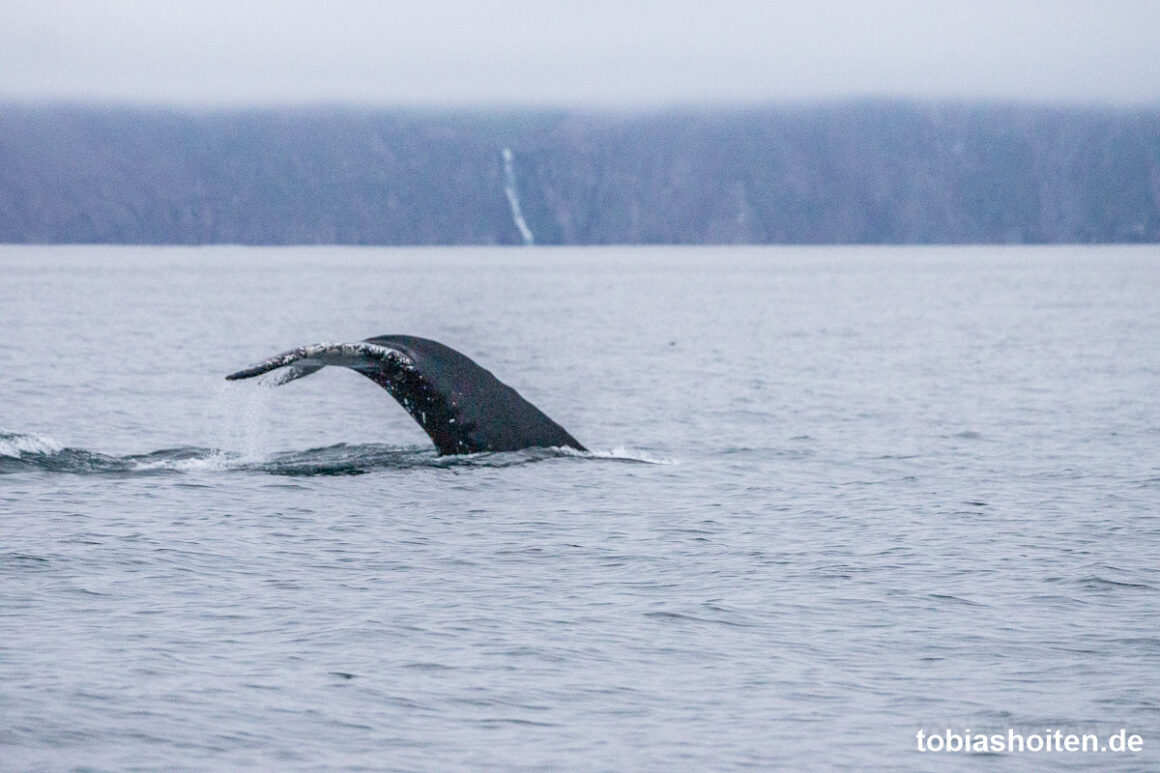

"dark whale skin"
[227,334,585,456]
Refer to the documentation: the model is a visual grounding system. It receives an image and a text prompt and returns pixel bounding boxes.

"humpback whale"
[226,335,585,455]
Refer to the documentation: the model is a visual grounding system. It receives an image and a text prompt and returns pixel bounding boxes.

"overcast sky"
[2,0,1158,108]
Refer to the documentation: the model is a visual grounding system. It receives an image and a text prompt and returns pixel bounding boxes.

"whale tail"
[226,335,585,455]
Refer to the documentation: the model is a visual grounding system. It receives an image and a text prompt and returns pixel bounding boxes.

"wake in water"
[0,430,666,477]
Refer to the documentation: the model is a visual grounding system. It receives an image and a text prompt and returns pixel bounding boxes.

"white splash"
[559,445,679,465]
[129,453,237,474]
[502,147,535,245]
[0,429,63,456]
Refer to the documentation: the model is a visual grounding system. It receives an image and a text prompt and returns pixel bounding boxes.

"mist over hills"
[2,103,1157,245]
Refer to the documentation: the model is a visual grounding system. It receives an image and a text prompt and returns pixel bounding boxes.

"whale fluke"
[226,335,585,455]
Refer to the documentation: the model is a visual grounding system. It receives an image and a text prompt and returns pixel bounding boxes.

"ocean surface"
[1,245,1158,772]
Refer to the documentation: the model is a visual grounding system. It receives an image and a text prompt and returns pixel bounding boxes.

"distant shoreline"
[3,102,1157,245]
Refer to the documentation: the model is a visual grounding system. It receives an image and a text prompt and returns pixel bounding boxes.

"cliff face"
[2,103,1158,245]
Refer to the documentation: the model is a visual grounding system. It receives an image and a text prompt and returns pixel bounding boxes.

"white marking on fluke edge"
[502,147,535,246]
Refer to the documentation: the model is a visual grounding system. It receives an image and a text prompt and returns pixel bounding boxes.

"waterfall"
[502,147,535,245]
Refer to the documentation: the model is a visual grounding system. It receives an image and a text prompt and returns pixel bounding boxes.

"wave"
[556,445,678,465]
[0,430,665,477]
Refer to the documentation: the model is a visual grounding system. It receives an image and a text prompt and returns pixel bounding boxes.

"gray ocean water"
[1,245,1158,772]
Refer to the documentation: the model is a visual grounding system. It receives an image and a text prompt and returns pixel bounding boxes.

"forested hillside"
[2,103,1157,244]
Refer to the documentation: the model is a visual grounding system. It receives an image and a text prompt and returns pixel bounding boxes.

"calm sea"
[2,245,1158,772]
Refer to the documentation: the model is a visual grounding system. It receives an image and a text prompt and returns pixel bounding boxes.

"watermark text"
[916,728,1143,754]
